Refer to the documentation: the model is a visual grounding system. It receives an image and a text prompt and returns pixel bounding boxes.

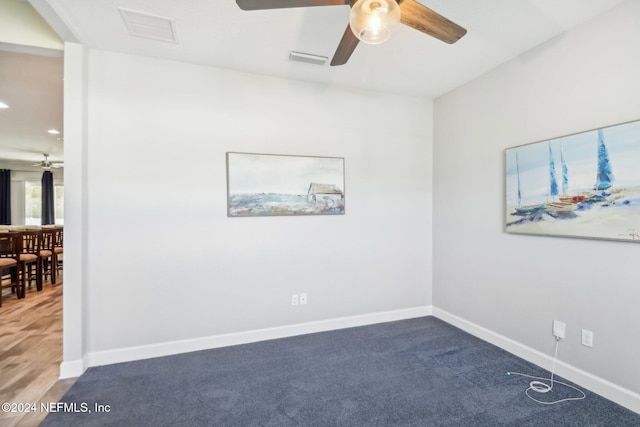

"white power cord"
[506,338,586,405]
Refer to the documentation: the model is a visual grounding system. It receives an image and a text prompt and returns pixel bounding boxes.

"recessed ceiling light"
[48,129,60,135]
[0,102,8,109]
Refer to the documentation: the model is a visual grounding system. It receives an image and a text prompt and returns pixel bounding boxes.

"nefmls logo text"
[44,402,89,413]
[42,402,111,413]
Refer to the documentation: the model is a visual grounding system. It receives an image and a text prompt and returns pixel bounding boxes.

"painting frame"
[226,152,345,217]
[505,118,640,243]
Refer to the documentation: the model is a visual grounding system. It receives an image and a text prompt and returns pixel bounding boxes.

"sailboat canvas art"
[506,119,640,242]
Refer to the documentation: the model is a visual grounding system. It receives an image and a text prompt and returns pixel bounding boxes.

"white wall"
[434,0,640,399]
[79,50,433,356]
[60,42,88,377]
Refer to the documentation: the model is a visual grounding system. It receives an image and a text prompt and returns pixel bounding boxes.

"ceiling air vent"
[289,51,328,66]
[119,8,178,43]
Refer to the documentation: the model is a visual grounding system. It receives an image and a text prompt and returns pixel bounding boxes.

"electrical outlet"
[291,294,299,306]
[553,320,566,339]
[299,293,307,305]
[582,329,594,347]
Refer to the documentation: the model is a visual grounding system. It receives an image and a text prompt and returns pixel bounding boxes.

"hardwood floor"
[0,277,76,427]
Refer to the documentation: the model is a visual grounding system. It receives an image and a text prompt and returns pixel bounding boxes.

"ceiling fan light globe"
[349,0,400,45]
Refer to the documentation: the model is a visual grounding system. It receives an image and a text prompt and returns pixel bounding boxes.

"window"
[25,181,64,225]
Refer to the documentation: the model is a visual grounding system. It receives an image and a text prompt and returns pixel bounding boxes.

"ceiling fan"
[34,154,64,170]
[235,0,466,66]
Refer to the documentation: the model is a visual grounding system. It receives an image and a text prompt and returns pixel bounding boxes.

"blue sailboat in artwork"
[546,142,577,214]
[594,128,614,191]
[557,140,588,204]
[516,152,522,204]
[561,141,568,196]
[548,142,559,199]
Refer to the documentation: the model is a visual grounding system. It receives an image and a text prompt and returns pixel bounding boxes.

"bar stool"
[0,232,22,306]
[18,228,42,296]
[40,228,56,284]
[53,226,63,282]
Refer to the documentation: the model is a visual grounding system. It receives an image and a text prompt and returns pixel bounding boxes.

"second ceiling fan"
[236,0,466,66]
[34,154,64,170]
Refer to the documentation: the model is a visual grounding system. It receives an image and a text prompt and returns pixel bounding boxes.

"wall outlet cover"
[553,320,566,339]
[582,329,594,347]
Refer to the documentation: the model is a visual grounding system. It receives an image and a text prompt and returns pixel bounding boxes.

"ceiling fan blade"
[330,25,360,66]
[399,0,466,44]
[236,0,348,10]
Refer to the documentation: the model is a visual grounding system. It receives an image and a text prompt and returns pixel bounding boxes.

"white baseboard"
[59,354,88,379]
[81,305,432,369]
[433,307,640,415]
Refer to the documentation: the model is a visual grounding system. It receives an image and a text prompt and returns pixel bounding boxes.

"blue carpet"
[42,317,640,426]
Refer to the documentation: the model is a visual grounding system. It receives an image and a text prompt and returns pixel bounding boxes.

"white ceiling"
[42,0,626,97]
[0,48,63,169]
[0,0,627,167]
[0,0,63,170]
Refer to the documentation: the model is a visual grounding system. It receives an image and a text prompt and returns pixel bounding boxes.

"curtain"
[0,169,10,225]
[41,170,55,225]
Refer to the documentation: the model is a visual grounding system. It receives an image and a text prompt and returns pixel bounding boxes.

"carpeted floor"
[42,317,640,426]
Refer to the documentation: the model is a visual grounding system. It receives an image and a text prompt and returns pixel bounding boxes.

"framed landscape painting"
[227,152,345,217]
[505,119,640,242]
